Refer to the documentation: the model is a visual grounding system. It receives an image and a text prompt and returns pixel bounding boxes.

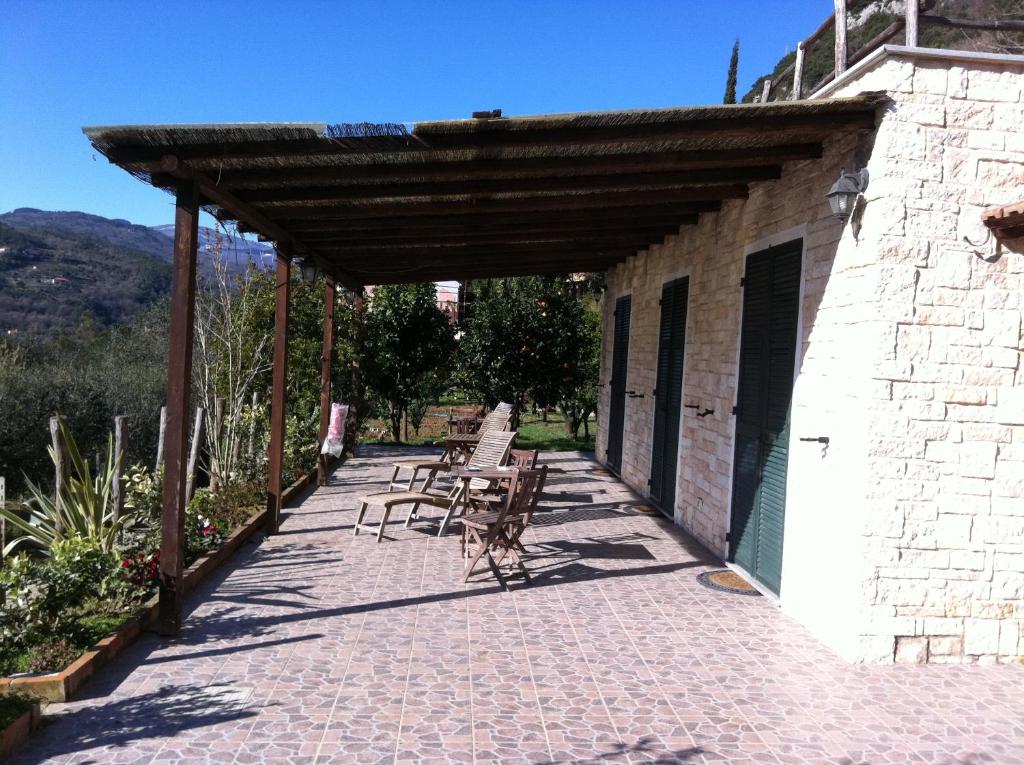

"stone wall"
[597,48,1024,663]
[827,50,1024,664]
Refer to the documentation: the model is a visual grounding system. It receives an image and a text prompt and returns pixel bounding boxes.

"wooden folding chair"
[461,465,547,587]
[354,430,516,542]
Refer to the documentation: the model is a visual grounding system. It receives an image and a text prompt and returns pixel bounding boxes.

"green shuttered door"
[729,240,801,595]
[650,277,689,514]
[606,295,631,475]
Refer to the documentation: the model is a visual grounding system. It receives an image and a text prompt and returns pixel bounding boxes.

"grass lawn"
[514,412,595,452]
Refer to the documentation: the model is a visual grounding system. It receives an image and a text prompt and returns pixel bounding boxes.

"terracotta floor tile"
[12,447,1023,765]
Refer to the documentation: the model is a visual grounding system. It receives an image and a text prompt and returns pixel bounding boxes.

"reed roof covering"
[83,94,885,289]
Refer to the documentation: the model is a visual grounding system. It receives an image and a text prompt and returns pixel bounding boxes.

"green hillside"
[0,212,173,336]
[743,0,1024,102]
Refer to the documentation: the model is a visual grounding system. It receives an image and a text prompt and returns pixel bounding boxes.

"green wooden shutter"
[730,256,772,577]
[729,241,801,595]
[607,296,631,475]
[650,277,689,513]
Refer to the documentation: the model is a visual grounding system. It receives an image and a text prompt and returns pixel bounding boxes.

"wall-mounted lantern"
[293,256,319,284]
[827,168,869,222]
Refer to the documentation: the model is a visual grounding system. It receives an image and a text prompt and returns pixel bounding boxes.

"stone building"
[596,46,1024,664]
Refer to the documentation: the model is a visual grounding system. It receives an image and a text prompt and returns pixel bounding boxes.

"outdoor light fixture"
[293,256,319,284]
[827,168,869,222]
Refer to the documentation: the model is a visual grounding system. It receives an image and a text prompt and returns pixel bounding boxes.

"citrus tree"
[362,283,456,442]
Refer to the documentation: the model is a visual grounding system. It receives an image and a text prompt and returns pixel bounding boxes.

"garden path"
[11,447,1024,764]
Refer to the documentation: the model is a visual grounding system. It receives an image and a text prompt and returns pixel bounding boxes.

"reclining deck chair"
[442,402,513,464]
[387,404,513,492]
[354,429,516,542]
[461,465,548,587]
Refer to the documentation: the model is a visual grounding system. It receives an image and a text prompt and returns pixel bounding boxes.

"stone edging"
[0,507,268,702]
[0,457,338,704]
[0,702,41,760]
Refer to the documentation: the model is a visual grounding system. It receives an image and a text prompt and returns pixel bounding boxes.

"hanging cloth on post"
[321,403,350,457]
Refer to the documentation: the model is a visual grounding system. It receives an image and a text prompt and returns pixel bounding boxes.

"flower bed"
[0,690,40,759]
[0,454,269,703]
[0,506,267,703]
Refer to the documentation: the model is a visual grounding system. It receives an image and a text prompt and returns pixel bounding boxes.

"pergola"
[83,93,883,633]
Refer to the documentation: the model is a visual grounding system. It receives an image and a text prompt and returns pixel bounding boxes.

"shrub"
[24,639,79,674]
[0,418,137,555]
[0,689,35,729]
[0,538,119,650]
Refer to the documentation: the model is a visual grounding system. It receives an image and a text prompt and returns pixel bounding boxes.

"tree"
[456,279,542,428]
[457,276,602,435]
[192,257,274,489]
[362,283,455,442]
[724,39,739,104]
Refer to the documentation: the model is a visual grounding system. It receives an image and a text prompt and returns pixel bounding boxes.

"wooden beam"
[318,276,335,486]
[919,14,1024,32]
[259,189,744,220]
[299,224,690,247]
[412,112,875,149]
[356,258,625,283]
[266,248,291,535]
[210,145,822,188]
[834,0,848,76]
[276,208,708,233]
[235,167,781,203]
[107,111,874,164]
[158,180,200,637]
[326,249,634,274]
[316,238,667,257]
[158,156,362,292]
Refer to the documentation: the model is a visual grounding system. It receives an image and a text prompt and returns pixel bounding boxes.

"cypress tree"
[724,39,739,104]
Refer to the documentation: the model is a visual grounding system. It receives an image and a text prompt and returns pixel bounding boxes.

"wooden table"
[444,466,513,533]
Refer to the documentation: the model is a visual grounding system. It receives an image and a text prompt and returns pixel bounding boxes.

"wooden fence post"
[834,0,848,76]
[49,416,65,532]
[155,406,167,470]
[905,0,919,46]
[112,416,126,522]
[248,390,259,458]
[792,41,806,100]
[185,407,205,502]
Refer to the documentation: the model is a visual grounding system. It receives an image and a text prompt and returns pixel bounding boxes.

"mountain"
[0,210,173,335]
[0,208,274,336]
[150,223,276,271]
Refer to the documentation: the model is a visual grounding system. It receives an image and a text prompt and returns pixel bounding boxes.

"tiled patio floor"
[13,447,1023,765]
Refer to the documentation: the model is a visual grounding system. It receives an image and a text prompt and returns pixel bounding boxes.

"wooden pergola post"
[266,247,291,534]
[834,0,848,77]
[158,180,200,636]
[317,276,336,485]
[791,41,806,101]
[905,0,919,47]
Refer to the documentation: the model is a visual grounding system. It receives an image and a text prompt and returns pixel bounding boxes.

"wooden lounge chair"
[442,402,513,464]
[388,405,513,492]
[461,465,548,587]
[354,429,516,542]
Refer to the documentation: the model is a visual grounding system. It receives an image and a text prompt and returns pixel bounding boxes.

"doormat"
[630,503,658,514]
[696,570,761,596]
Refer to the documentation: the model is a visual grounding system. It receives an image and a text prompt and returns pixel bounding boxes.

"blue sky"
[1,1,827,227]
